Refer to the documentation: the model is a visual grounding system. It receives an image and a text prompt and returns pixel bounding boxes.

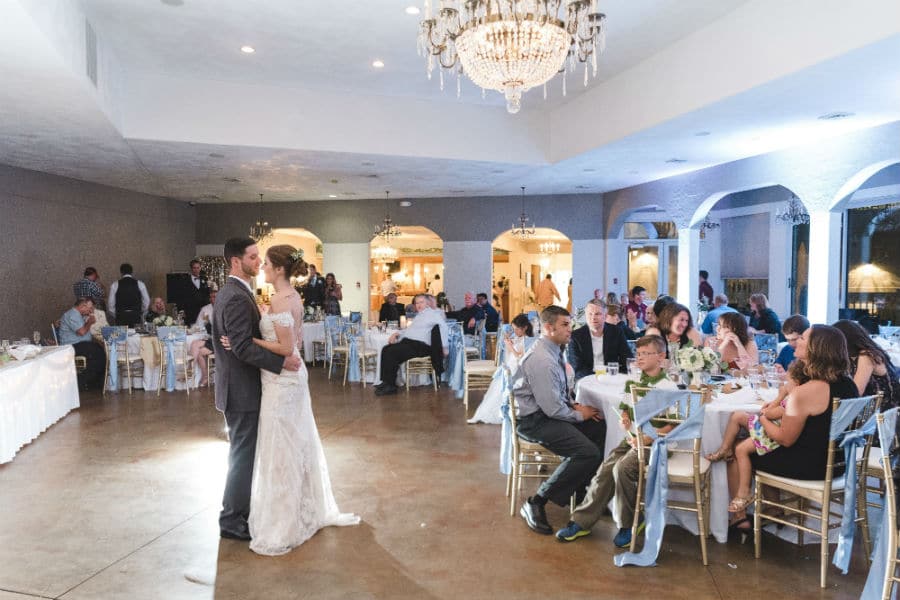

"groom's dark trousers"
[213,277,284,537]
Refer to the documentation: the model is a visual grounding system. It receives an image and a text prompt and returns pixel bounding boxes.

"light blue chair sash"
[447,323,465,399]
[349,311,362,324]
[495,324,513,366]
[862,408,899,599]
[496,366,515,475]
[323,315,343,375]
[101,326,127,390]
[345,322,361,382]
[754,333,779,355]
[830,395,878,574]
[614,388,700,568]
[157,326,185,392]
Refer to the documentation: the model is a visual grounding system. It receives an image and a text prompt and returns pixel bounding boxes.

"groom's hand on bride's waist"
[283,355,301,371]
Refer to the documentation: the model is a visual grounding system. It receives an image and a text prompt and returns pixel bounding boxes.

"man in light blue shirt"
[700,294,739,334]
[513,306,606,535]
[59,298,106,390]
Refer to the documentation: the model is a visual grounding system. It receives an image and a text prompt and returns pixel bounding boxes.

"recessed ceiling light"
[817,111,854,120]
[405,6,420,15]
[399,200,412,207]
[694,131,711,137]
[665,158,687,164]
[372,59,385,68]
[328,194,337,198]
[240,45,255,54]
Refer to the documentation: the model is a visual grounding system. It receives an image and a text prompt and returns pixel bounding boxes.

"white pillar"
[806,210,842,324]
[322,242,370,315]
[676,227,700,308]
[442,241,492,308]
[571,238,605,310]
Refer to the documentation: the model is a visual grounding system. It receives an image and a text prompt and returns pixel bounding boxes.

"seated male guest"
[476,292,500,332]
[568,299,633,381]
[379,292,403,323]
[775,314,809,371]
[699,293,739,334]
[375,294,449,396]
[606,304,639,341]
[448,291,485,334]
[515,306,605,535]
[59,298,106,390]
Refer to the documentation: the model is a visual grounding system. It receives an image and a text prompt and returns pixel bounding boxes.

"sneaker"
[613,519,646,548]
[556,521,591,542]
[519,497,552,535]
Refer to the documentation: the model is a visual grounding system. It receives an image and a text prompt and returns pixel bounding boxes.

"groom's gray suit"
[213,276,284,537]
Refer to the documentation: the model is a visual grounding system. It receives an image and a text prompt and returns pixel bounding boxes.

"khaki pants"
[570,441,645,530]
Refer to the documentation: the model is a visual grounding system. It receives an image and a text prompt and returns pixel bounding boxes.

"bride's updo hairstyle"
[266,244,309,279]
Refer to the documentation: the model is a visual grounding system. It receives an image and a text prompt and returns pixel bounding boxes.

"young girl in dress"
[706,360,808,512]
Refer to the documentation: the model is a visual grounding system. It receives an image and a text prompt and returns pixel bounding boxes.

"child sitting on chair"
[705,360,809,513]
[554,335,677,548]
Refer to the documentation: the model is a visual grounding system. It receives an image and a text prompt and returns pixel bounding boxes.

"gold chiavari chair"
[463,346,498,420]
[856,392,888,563]
[875,411,900,600]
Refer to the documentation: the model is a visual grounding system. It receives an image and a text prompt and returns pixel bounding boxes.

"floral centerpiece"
[676,346,720,373]
[153,315,174,326]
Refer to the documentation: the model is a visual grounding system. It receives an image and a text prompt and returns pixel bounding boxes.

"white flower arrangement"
[290,249,305,261]
[677,346,721,372]
[153,315,174,326]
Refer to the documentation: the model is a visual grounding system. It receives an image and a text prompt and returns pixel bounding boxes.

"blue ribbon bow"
[346,323,361,382]
[614,389,701,568]
[447,324,465,399]
[157,326,185,391]
[101,326,126,390]
[861,408,899,598]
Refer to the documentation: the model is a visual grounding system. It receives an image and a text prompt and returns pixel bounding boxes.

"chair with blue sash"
[754,333,779,364]
[446,321,466,399]
[463,337,498,420]
[861,408,900,599]
[348,311,362,324]
[753,393,880,588]
[484,317,502,361]
[618,387,711,566]
[342,322,377,387]
[323,316,348,380]
[101,326,133,395]
[155,326,194,395]
[858,393,892,565]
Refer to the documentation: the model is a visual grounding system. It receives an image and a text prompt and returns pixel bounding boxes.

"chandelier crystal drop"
[249,193,273,243]
[511,186,536,240]
[374,191,402,243]
[775,195,810,226]
[417,0,607,114]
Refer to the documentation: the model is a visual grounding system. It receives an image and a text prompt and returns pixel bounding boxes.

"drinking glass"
[594,364,607,377]
[607,363,619,376]
[626,358,636,373]
[33,330,41,345]
[749,373,763,390]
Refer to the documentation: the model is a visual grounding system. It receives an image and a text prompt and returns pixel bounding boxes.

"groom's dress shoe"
[520,497,553,535]
[220,529,251,541]
[374,384,398,396]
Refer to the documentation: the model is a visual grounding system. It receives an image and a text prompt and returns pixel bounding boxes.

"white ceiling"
[1,0,899,203]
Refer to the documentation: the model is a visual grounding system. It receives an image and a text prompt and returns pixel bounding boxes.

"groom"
[213,237,301,541]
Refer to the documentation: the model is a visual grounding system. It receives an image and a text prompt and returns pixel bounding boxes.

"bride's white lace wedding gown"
[249,311,359,556]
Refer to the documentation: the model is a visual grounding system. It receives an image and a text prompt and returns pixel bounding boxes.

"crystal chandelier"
[511,186,536,240]
[371,245,399,264]
[539,241,560,255]
[698,215,720,240]
[249,193,273,243]
[374,191,402,243]
[417,0,607,114]
[775,195,810,226]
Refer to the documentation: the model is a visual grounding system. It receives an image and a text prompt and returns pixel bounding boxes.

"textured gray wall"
[195,193,604,244]
[0,165,196,340]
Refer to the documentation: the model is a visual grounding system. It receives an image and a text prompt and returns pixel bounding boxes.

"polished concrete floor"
[0,366,874,599]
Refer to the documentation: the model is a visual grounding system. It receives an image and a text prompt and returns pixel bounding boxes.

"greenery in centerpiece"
[676,346,720,372]
[153,315,174,326]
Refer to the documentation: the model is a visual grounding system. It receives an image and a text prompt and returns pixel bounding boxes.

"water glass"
[749,373,763,390]
[626,358,636,372]
[33,330,41,345]
[629,365,642,378]
[607,363,619,376]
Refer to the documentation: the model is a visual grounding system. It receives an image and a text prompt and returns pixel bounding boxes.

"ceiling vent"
[665,158,687,164]
[817,111,854,120]
[85,20,98,87]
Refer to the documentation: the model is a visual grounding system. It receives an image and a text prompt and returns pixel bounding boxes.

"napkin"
[9,344,41,361]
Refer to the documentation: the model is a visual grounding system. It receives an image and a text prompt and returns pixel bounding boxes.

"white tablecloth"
[301,322,325,362]
[364,329,432,386]
[106,333,206,391]
[0,345,80,463]
[575,375,763,543]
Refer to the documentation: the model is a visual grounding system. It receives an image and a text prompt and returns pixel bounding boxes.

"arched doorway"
[370,226,443,318]
[492,228,572,319]
[255,228,323,301]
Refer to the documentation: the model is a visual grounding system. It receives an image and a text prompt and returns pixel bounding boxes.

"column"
[442,241,492,308]
[322,242,370,316]
[676,227,700,308]
[805,210,842,324]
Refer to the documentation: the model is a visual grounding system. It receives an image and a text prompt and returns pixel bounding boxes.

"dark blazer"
[183,275,210,325]
[379,301,403,323]
[301,275,325,307]
[212,278,285,413]
[567,323,633,381]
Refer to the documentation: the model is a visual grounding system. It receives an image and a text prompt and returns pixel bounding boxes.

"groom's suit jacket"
[212,277,284,413]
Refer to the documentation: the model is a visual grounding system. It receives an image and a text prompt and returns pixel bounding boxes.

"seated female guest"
[715,311,759,370]
[832,319,899,409]
[748,292,782,339]
[726,324,858,534]
[145,297,167,323]
[645,301,702,350]
[468,314,535,425]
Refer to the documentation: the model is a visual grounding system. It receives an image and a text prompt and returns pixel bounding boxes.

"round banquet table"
[105,331,207,391]
[301,321,325,362]
[363,328,432,387]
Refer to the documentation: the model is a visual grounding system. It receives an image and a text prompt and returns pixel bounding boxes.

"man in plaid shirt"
[73,267,104,307]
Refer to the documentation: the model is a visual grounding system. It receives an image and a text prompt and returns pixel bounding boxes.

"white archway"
[370,226,443,319]
[492,228,572,318]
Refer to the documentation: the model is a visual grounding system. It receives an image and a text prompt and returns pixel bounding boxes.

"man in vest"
[108,263,150,327]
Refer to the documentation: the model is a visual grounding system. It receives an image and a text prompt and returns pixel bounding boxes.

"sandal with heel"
[705,447,734,463]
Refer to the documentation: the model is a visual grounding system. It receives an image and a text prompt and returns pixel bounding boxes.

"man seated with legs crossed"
[375,294,449,396]
[514,306,606,535]
[556,334,677,546]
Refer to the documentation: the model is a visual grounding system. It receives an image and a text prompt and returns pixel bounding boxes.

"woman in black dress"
[832,319,899,410]
[727,324,858,532]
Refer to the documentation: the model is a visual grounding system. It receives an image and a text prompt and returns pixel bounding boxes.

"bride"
[227,244,359,555]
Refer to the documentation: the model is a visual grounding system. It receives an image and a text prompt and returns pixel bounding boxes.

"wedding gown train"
[249,311,359,556]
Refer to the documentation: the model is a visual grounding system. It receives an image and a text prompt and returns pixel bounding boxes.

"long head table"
[0,345,80,464]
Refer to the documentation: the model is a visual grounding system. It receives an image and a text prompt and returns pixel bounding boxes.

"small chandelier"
[511,186,536,240]
[371,245,399,264]
[775,195,810,226]
[698,215,720,240]
[418,0,607,114]
[249,193,273,243]
[539,241,560,255]
[375,191,402,243]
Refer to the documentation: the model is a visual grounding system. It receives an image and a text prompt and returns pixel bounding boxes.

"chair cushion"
[467,361,496,375]
[666,452,710,478]
[757,471,845,491]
